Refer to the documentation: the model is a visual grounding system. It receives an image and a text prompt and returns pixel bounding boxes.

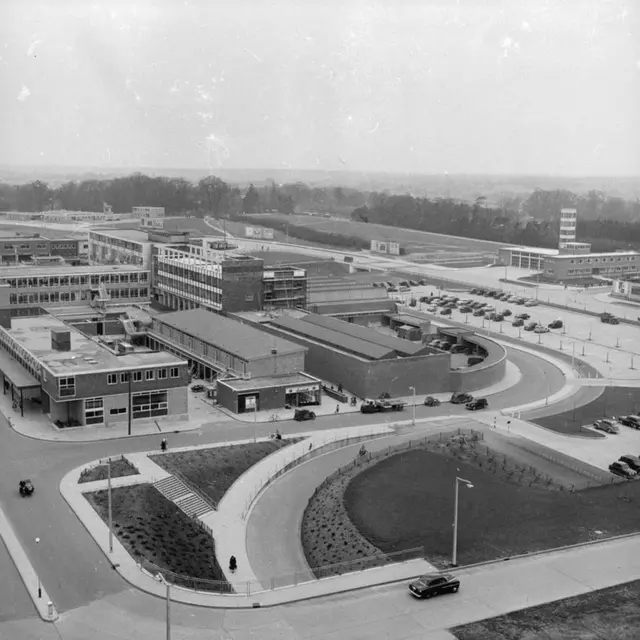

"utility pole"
[108,459,113,553]
[127,374,132,436]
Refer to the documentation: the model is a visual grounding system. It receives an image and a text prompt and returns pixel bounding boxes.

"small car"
[399,281,410,288]
[427,306,438,313]
[469,288,481,295]
[459,306,473,314]
[418,280,426,286]
[190,384,206,392]
[515,313,530,320]
[619,455,640,472]
[501,309,512,317]
[514,297,526,305]
[451,392,473,404]
[371,281,379,287]
[524,322,538,331]
[408,573,460,599]
[450,344,468,354]
[294,408,316,421]
[424,396,441,407]
[440,308,452,316]
[473,309,485,317]
[548,319,563,329]
[524,300,538,307]
[594,419,620,434]
[619,415,640,429]
[440,342,453,351]
[466,398,488,411]
[512,318,524,327]
[409,280,419,287]
[534,325,550,333]
[609,461,637,479]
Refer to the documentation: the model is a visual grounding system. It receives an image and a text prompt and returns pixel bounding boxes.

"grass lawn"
[150,438,302,507]
[534,387,640,437]
[78,457,139,484]
[452,579,640,640]
[85,484,228,590]
[344,448,639,568]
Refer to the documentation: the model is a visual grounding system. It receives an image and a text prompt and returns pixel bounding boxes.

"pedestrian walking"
[335,404,340,414]
[229,555,237,573]
[160,437,167,452]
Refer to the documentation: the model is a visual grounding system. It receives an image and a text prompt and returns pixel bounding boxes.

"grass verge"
[78,457,139,484]
[150,438,302,506]
[85,484,228,590]
[452,580,640,640]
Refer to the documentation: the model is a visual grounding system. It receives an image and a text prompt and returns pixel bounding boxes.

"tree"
[242,184,261,214]
[198,176,230,218]
[18,180,53,211]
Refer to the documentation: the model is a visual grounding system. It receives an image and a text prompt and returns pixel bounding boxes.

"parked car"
[534,325,550,333]
[440,308,452,316]
[419,296,430,303]
[473,309,485,317]
[469,288,481,295]
[619,415,640,429]
[466,398,488,411]
[294,408,316,421]
[601,312,620,325]
[409,280,419,287]
[594,419,620,434]
[418,279,426,286]
[408,573,460,599]
[548,319,563,329]
[619,455,640,472]
[501,309,512,317]
[424,396,441,407]
[450,344,468,354]
[515,313,530,320]
[440,342,453,351]
[427,306,438,312]
[459,306,473,314]
[514,297,526,304]
[190,384,206,392]
[371,281,379,287]
[524,299,538,307]
[399,280,410,288]
[512,318,525,327]
[524,322,538,331]
[451,392,473,404]
[609,461,637,479]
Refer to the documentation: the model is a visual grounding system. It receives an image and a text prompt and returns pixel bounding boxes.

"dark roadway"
[0,344,571,616]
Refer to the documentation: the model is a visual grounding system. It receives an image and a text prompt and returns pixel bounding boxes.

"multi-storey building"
[262,266,307,310]
[89,229,153,267]
[152,243,264,313]
[0,265,151,316]
[558,208,577,249]
[0,314,188,427]
[132,206,165,218]
[542,251,640,281]
[0,235,82,265]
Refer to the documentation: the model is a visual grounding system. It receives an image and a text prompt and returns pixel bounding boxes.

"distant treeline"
[1,173,639,252]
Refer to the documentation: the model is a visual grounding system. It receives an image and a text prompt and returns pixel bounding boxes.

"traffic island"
[78,455,140,483]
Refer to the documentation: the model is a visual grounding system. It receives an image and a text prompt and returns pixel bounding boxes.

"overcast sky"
[1,0,638,176]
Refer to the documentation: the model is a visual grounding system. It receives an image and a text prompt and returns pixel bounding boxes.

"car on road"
[515,313,530,320]
[424,396,441,407]
[512,318,525,327]
[440,308,452,316]
[524,322,538,331]
[360,399,406,413]
[594,419,621,434]
[601,312,620,325]
[408,573,460,599]
[473,309,485,317]
[534,325,550,333]
[548,319,563,329]
[451,392,473,404]
[190,384,206,392]
[619,455,640,472]
[619,415,640,429]
[524,299,538,307]
[609,461,637,479]
[466,398,488,411]
[294,408,316,421]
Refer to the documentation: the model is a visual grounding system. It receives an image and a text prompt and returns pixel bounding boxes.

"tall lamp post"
[35,537,41,598]
[452,477,474,566]
[108,458,113,554]
[409,386,416,426]
[156,573,171,640]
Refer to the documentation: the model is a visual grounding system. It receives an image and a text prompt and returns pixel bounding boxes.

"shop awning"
[0,351,40,388]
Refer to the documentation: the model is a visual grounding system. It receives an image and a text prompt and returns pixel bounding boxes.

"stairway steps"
[154,475,213,519]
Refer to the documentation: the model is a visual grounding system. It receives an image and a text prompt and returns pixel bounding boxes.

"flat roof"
[502,246,560,256]
[90,228,151,243]
[6,316,184,376]
[549,251,640,260]
[218,372,320,392]
[0,264,148,278]
[0,350,40,387]
[301,314,426,356]
[389,313,431,326]
[154,309,306,361]
[267,315,395,360]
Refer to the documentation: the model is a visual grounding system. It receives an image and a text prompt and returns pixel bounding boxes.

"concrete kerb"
[0,507,59,622]
[59,424,414,608]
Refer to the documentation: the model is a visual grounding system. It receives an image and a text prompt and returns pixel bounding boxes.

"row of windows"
[565,265,638,275]
[0,326,41,380]
[107,367,180,385]
[155,277,223,307]
[90,235,145,252]
[3,272,148,288]
[566,256,639,264]
[8,288,149,305]
[156,262,223,286]
[0,243,48,251]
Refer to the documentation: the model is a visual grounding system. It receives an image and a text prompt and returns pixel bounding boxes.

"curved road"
[0,345,576,638]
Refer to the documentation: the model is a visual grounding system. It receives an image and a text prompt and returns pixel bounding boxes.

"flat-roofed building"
[497,246,560,270]
[0,235,82,265]
[0,315,189,427]
[89,229,153,267]
[262,266,307,310]
[132,206,165,218]
[543,251,640,282]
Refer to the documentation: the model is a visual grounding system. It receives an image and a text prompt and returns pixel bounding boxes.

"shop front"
[285,382,321,407]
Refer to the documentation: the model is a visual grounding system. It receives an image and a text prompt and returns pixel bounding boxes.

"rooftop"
[549,251,640,260]
[6,316,184,376]
[154,309,306,361]
[90,228,152,243]
[0,264,148,278]
[218,372,320,392]
[503,246,560,256]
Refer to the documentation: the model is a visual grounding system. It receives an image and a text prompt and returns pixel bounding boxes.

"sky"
[1,0,639,176]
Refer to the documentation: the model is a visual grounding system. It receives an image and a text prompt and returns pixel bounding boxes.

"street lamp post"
[452,477,474,566]
[108,458,113,554]
[156,574,171,640]
[35,537,41,598]
[409,386,416,426]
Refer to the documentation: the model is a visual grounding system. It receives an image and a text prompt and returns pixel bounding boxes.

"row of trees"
[1,174,639,252]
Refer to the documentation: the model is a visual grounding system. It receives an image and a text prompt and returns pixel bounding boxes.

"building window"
[107,373,118,385]
[245,293,254,302]
[109,407,127,415]
[133,371,143,382]
[145,369,155,381]
[158,368,168,379]
[85,397,104,425]
[120,372,130,383]
[59,376,76,397]
[132,391,168,419]
[170,367,179,378]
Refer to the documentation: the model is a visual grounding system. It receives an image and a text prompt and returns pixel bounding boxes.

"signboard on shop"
[285,385,320,394]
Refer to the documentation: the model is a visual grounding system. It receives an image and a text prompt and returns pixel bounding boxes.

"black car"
[451,392,473,404]
[466,398,488,411]
[501,309,512,317]
[515,313,530,320]
[408,573,460,599]
[459,306,473,314]
[619,415,640,429]
[609,461,637,479]
[294,408,316,421]
[424,396,441,407]
[619,454,640,472]
[473,309,485,317]
[440,308,452,316]
[512,318,524,327]
[548,319,563,329]
[190,384,206,392]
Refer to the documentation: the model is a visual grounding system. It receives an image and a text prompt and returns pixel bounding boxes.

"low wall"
[449,333,508,393]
